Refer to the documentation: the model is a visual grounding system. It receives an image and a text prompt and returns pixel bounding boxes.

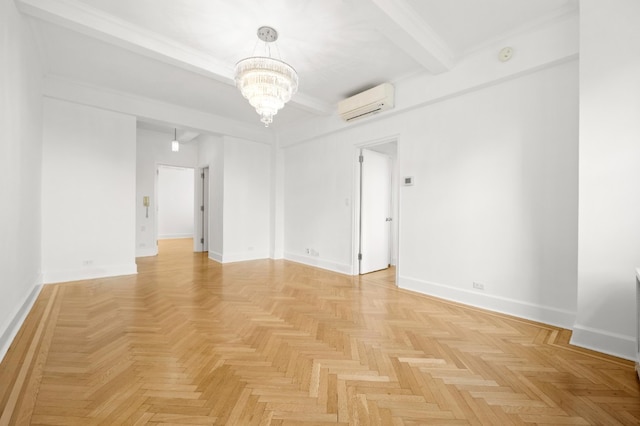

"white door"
[359,149,391,274]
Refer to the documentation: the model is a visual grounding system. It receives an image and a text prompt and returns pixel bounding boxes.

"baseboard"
[570,324,635,361]
[158,234,193,240]
[42,263,138,284]
[207,251,269,264]
[221,251,270,264]
[208,251,223,263]
[136,247,158,258]
[399,275,576,330]
[284,252,352,275]
[0,278,42,363]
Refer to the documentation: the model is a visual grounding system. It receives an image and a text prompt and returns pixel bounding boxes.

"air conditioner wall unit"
[338,83,395,122]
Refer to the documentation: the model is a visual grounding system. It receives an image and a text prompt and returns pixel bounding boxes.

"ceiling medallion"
[234,26,299,127]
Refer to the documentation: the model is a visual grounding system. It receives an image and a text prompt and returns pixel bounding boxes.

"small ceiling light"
[171,128,179,152]
[235,26,298,127]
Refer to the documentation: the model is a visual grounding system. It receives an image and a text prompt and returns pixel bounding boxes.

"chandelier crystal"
[235,27,298,127]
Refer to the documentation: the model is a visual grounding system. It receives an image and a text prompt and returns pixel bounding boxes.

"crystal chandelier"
[235,26,298,127]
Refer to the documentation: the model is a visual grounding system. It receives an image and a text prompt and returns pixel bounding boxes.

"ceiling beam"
[44,75,275,144]
[17,0,233,81]
[369,0,454,74]
[16,0,333,115]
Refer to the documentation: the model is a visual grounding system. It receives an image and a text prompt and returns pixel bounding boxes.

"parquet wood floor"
[2,239,640,425]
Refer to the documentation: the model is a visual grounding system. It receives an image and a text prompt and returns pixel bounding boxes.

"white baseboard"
[158,234,193,240]
[570,324,635,361]
[136,247,158,258]
[207,251,269,264]
[221,251,270,264]
[208,251,223,263]
[43,263,138,284]
[399,275,576,330]
[284,252,352,275]
[0,278,42,363]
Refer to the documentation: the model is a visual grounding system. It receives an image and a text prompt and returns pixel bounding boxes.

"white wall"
[220,136,271,263]
[0,0,44,360]
[158,165,195,239]
[399,62,578,327]
[197,134,224,259]
[573,0,640,360]
[284,60,579,328]
[284,133,356,274]
[270,140,285,259]
[41,98,137,283]
[136,128,198,256]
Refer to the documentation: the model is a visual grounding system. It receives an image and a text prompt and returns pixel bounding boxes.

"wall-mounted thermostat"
[403,176,414,186]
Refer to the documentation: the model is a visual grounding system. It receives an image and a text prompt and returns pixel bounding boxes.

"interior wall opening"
[156,164,195,252]
[355,140,399,284]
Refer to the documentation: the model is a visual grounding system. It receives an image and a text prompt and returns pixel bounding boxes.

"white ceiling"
[20,0,577,133]
[406,0,577,55]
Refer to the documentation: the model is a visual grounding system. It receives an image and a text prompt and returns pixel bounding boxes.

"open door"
[359,149,392,274]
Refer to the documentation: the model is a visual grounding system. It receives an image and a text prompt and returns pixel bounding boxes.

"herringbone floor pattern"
[1,239,639,425]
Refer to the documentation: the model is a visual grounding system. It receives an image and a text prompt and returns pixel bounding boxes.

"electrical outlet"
[305,248,310,254]
[472,282,484,290]
[82,260,93,266]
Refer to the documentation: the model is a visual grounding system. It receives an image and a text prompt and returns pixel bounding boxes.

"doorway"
[356,141,398,278]
[156,165,195,252]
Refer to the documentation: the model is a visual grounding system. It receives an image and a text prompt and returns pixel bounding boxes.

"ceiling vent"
[338,83,395,122]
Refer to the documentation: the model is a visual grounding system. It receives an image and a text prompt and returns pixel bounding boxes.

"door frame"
[152,162,202,254]
[194,165,210,253]
[351,135,400,283]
